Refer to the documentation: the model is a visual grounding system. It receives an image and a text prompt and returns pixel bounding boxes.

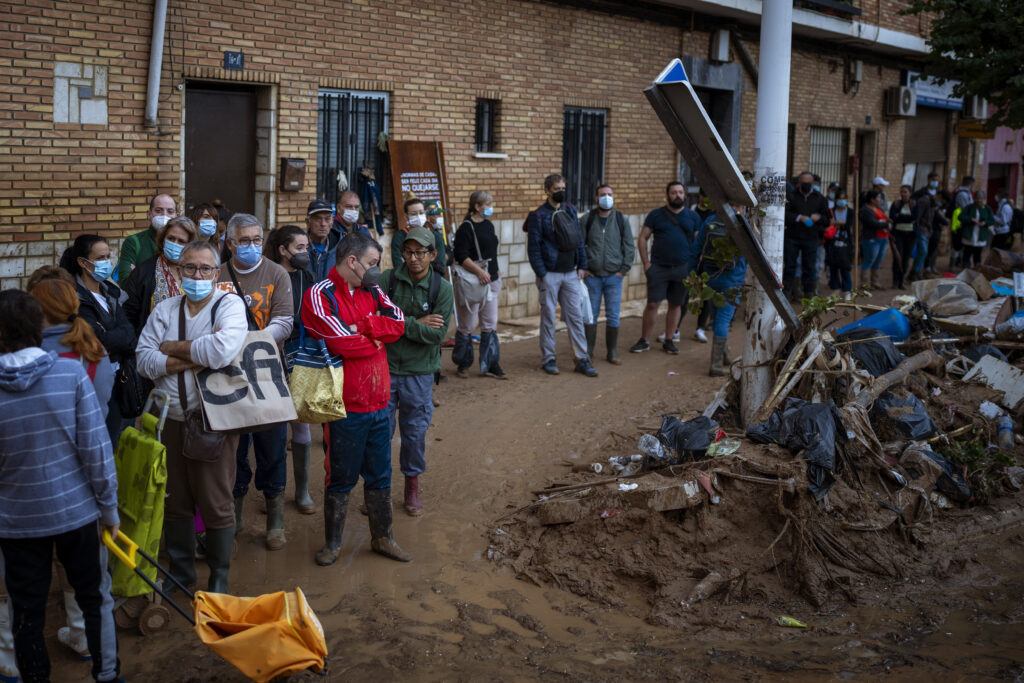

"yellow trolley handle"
[102,530,196,625]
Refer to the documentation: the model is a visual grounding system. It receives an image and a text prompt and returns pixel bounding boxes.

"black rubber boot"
[584,324,597,359]
[365,488,412,562]
[233,496,244,529]
[205,526,234,594]
[315,490,350,566]
[291,441,315,514]
[163,520,197,594]
[710,336,727,377]
[605,326,621,365]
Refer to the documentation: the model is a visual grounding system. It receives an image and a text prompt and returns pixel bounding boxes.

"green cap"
[405,227,435,248]
[424,200,443,216]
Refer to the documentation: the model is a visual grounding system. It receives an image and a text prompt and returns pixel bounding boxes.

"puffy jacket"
[378,265,454,376]
[582,209,634,277]
[75,277,136,365]
[300,269,405,413]
[527,202,587,278]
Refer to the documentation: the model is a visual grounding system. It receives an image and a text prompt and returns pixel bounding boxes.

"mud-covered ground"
[50,301,1024,681]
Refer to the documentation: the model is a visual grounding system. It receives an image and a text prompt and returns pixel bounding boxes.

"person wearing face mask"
[423,200,453,273]
[58,235,137,442]
[123,216,198,334]
[693,204,749,376]
[265,224,317,516]
[215,214,294,551]
[392,195,448,274]
[300,231,409,567]
[136,241,249,595]
[824,190,854,301]
[580,184,634,364]
[118,193,178,281]
[912,172,941,202]
[923,190,951,276]
[188,202,223,243]
[783,171,830,300]
[306,193,372,282]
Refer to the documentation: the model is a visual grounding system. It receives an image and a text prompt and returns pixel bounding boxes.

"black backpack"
[1011,207,1024,236]
[550,206,583,252]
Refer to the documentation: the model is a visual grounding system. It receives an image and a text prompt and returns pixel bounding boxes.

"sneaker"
[483,364,508,380]
[694,328,708,344]
[574,358,598,377]
[662,340,679,355]
[630,338,650,353]
[541,359,560,375]
[57,626,91,661]
[656,331,681,342]
[843,291,852,302]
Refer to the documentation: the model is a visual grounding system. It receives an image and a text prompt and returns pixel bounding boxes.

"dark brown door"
[185,84,256,215]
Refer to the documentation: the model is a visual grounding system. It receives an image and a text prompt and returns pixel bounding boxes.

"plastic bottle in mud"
[998,414,1014,450]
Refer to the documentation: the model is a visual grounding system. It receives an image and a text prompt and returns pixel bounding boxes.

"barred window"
[316,89,389,205]
[562,107,607,211]
[475,99,499,153]
[807,126,848,189]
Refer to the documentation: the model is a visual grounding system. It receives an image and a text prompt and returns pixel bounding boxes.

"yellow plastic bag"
[193,588,327,682]
[286,331,345,424]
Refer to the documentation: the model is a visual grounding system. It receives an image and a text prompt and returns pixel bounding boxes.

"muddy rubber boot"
[265,494,286,551]
[291,441,315,514]
[315,490,350,566]
[871,270,882,290]
[365,488,412,562]
[163,519,197,596]
[709,336,727,377]
[205,526,234,594]
[605,326,622,365]
[404,475,423,517]
[584,324,597,359]
[233,496,244,529]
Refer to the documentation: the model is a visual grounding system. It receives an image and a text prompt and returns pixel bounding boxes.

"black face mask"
[289,251,310,271]
[800,182,813,194]
[668,198,685,209]
[355,259,381,289]
[551,190,565,204]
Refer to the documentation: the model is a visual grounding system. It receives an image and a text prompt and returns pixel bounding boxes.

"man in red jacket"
[300,231,410,567]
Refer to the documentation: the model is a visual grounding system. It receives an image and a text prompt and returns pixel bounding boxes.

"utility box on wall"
[280,158,305,192]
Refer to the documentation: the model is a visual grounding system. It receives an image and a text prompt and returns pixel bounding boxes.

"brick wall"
[0,0,946,318]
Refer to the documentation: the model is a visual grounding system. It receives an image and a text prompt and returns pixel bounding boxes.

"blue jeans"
[583,274,624,327]
[911,233,929,274]
[323,408,391,494]
[234,423,289,499]
[783,236,818,295]
[829,266,852,292]
[387,374,434,477]
[860,238,888,271]
[707,269,743,339]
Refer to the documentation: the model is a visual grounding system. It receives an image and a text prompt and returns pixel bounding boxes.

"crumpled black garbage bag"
[747,397,846,499]
[656,414,719,462]
[963,344,1008,364]
[871,391,938,440]
[836,326,904,377]
[478,330,500,375]
[903,447,971,503]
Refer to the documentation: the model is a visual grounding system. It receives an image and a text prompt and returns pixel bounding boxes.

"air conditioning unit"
[885,86,917,117]
[964,95,988,120]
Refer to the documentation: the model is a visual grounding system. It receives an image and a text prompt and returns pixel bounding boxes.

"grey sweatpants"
[538,270,589,364]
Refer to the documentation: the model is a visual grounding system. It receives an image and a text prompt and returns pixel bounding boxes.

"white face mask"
[151,215,171,230]
[341,209,359,224]
[408,214,426,229]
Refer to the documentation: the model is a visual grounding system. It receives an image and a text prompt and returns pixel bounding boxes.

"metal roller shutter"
[903,107,948,162]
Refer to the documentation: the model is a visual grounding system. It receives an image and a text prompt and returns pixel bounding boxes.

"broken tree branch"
[850,350,943,409]
[712,469,797,493]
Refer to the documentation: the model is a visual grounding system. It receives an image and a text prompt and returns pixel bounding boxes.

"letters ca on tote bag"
[194,328,297,432]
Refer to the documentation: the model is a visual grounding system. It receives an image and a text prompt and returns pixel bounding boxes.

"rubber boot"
[584,324,597,360]
[265,494,286,551]
[0,597,19,680]
[205,526,235,594]
[605,326,621,365]
[233,496,244,529]
[57,591,89,660]
[163,519,197,594]
[709,336,727,377]
[315,490,350,566]
[291,441,315,514]
[404,475,423,517]
[871,269,882,290]
[365,488,412,562]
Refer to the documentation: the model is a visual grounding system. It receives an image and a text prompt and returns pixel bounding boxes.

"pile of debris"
[487,264,1024,629]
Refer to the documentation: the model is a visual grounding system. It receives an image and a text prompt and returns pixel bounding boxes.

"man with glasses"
[378,227,453,516]
[118,193,178,281]
[136,241,249,594]
[216,214,294,551]
[301,231,410,567]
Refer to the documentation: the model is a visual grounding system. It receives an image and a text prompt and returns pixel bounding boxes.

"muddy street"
[53,312,1024,682]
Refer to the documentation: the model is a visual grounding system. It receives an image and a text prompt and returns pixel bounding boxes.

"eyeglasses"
[180,264,218,277]
[236,238,263,247]
[402,249,431,260]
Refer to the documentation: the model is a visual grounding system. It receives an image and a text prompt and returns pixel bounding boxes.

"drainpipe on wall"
[144,0,168,127]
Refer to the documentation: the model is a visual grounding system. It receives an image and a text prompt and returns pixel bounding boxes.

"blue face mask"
[182,277,213,302]
[163,241,184,263]
[598,195,614,210]
[482,207,494,218]
[929,180,939,189]
[813,184,821,193]
[88,259,112,282]
[198,219,217,237]
[827,192,835,200]
[836,199,848,208]
[236,243,261,267]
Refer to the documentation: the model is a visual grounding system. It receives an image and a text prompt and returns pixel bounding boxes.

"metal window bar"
[475,99,498,153]
[316,90,390,206]
[807,126,847,190]
[562,107,606,211]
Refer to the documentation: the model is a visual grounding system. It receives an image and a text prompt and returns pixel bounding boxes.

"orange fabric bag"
[193,588,328,682]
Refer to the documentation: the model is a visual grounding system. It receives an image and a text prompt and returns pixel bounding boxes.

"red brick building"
[0,0,978,317]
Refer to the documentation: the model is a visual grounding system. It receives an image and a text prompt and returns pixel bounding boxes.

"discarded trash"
[963,344,1008,364]
[618,483,639,492]
[705,438,741,457]
[494,528,506,535]
[589,462,604,474]
[836,308,911,341]
[697,472,721,504]
[638,433,669,461]
[600,509,620,519]
[979,401,1002,420]
[777,616,807,628]
[900,444,971,503]
[963,355,1024,410]
[872,392,938,440]
[956,269,994,301]
[836,326,904,377]
[912,279,979,316]
[682,571,724,608]
[609,454,644,476]
[889,470,906,487]
[667,371,678,376]
[998,414,1014,450]
[656,414,720,462]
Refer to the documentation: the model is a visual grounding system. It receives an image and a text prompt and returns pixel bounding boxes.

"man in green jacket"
[961,189,995,269]
[379,227,454,516]
[118,193,178,284]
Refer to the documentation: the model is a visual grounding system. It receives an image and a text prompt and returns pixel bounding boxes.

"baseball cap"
[423,200,443,216]
[307,199,333,216]
[405,227,435,249]
[872,176,890,187]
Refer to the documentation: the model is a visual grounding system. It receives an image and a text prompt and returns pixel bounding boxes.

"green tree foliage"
[902,0,1024,129]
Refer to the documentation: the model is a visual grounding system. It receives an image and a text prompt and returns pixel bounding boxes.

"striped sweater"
[0,347,118,539]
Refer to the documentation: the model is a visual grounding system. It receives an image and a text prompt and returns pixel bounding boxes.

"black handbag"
[114,357,148,419]
[177,297,228,462]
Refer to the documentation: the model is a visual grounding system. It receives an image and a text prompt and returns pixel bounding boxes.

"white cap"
[873,176,889,187]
